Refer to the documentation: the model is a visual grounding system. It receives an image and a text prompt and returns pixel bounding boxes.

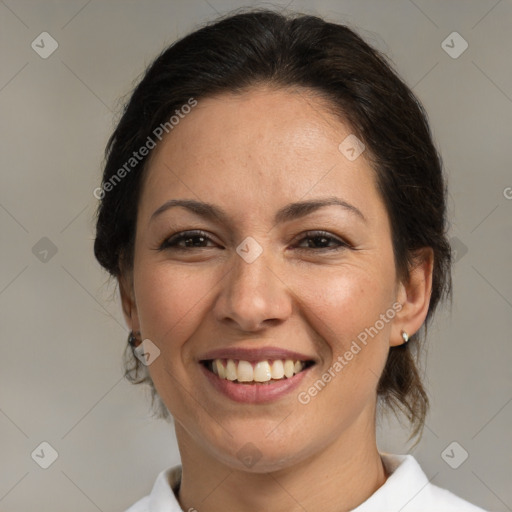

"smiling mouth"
[201,358,316,384]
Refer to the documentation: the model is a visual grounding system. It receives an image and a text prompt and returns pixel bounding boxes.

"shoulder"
[123,466,183,512]
[357,453,489,512]
[124,495,150,512]
[426,481,489,511]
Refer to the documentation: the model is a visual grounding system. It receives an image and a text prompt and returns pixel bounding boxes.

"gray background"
[0,0,511,511]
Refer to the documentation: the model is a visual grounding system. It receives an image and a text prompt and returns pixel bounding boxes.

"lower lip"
[200,364,311,403]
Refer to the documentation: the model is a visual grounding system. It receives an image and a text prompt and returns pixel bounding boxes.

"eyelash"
[158,230,351,252]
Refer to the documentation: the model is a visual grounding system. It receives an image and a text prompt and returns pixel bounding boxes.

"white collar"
[127,453,487,511]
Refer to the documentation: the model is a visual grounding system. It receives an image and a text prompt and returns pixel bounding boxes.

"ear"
[390,247,434,347]
[118,269,141,334]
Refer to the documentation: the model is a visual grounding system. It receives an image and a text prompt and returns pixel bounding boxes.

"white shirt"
[124,453,489,512]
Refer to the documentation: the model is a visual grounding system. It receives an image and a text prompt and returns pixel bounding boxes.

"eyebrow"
[150,196,366,225]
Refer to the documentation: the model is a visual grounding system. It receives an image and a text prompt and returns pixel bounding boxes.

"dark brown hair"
[94,8,452,439]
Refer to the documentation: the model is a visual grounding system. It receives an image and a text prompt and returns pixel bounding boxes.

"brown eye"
[159,230,218,250]
[295,231,350,251]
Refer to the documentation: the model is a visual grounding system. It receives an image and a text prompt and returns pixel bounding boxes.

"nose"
[213,246,293,332]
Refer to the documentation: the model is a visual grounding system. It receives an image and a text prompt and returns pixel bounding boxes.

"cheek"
[132,264,219,421]
[134,264,209,345]
[295,265,395,397]
[133,262,222,358]
[299,264,395,342]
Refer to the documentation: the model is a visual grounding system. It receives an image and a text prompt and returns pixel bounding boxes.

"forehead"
[158,86,347,164]
[139,86,385,225]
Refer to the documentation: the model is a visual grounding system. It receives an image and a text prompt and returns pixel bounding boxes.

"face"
[122,86,408,472]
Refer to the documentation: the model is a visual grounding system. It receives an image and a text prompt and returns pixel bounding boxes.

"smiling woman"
[93,8,487,512]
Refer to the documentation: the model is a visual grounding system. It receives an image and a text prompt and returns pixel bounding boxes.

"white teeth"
[284,359,295,378]
[208,358,309,383]
[237,360,254,382]
[253,361,272,382]
[226,359,237,381]
[271,359,284,379]
[215,360,226,379]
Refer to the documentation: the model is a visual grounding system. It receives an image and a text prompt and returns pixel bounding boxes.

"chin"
[205,429,313,474]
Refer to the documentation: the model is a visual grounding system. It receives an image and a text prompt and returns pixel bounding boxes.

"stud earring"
[128,331,141,348]
[401,330,409,344]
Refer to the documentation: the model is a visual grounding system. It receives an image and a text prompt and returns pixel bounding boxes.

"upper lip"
[199,346,316,362]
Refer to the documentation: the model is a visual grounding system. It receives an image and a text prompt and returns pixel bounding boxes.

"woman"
[94,9,488,512]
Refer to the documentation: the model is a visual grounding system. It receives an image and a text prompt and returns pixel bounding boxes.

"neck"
[175,420,387,512]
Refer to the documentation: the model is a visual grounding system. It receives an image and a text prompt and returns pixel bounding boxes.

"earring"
[128,331,141,348]
[401,330,409,344]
